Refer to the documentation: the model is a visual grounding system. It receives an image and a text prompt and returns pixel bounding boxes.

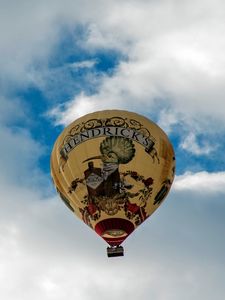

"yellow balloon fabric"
[51,110,175,246]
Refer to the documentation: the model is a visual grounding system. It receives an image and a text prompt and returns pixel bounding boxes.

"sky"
[1,0,225,299]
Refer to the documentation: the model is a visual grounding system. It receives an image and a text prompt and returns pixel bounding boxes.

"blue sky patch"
[11,25,127,175]
[33,25,127,102]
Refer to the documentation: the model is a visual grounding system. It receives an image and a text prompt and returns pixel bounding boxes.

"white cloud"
[180,132,215,155]
[174,171,225,193]
[157,109,180,133]
[41,0,225,135]
[49,89,133,126]
[1,0,225,132]
[69,59,97,69]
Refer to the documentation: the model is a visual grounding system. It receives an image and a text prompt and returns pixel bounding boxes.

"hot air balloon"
[50,110,175,257]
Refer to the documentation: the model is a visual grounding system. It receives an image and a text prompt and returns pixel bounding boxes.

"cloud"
[40,0,225,139]
[180,132,215,155]
[1,170,225,300]
[174,171,225,193]
[0,1,62,90]
[69,59,98,69]
[49,89,133,126]
[157,109,180,134]
[0,96,27,126]
[1,0,225,132]
[0,125,44,186]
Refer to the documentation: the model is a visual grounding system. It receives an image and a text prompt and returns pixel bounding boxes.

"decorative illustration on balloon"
[68,136,155,226]
[51,111,175,256]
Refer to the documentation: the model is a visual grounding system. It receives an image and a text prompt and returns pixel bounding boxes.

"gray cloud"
[1,177,225,300]
[0,125,44,186]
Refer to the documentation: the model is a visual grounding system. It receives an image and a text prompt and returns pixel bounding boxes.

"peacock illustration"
[83,136,135,163]
[100,136,135,164]
[83,136,136,197]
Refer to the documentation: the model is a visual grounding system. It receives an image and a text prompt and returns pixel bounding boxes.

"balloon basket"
[107,246,124,257]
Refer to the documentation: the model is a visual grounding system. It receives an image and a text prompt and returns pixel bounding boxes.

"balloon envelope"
[51,110,175,247]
